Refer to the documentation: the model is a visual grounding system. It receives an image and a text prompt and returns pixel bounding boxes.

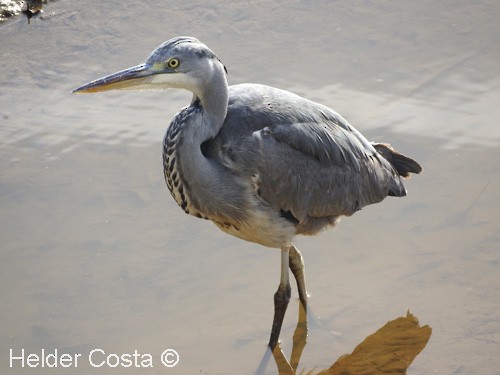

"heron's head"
[73,36,227,96]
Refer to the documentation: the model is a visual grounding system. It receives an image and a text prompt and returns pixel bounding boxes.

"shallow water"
[1,1,499,374]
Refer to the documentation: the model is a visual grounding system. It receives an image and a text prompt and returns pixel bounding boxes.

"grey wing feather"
[254,124,401,218]
[208,83,406,225]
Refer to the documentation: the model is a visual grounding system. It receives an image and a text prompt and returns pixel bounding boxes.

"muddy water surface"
[1,1,499,374]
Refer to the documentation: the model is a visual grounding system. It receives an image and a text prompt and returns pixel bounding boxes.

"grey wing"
[211,84,406,225]
[251,120,404,220]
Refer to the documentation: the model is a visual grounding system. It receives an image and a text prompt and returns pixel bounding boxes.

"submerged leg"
[268,246,291,349]
[288,244,308,308]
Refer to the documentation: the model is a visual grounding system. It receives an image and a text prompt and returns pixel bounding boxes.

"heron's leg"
[289,244,308,309]
[269,246,291,349]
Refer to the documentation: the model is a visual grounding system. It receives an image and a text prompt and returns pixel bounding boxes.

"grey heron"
[73,36,422,349]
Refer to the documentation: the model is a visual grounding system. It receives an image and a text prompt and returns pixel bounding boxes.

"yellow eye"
[167,58,180,69]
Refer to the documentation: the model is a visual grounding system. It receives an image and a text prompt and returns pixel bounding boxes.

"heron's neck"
[191,64,228,138]
[164,64,235,219]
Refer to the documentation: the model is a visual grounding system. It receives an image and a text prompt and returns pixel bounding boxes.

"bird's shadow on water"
[255,306,431,375]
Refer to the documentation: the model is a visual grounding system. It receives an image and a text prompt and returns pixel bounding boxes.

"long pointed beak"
[72,63,157,93]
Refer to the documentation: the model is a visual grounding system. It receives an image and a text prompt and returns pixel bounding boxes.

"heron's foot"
[269,282,291,349]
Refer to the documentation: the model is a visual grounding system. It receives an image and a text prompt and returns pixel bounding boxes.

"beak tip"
[72,85,103,94]
[72,84,88,94]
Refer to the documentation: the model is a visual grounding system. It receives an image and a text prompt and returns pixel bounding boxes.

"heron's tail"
[373,143,423,178]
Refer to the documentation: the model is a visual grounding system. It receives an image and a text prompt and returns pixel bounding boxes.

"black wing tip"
[388,185,407,197]
[373,143,423,178]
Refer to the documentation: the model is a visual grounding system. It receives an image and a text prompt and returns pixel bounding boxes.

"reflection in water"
[265,311,431,375]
